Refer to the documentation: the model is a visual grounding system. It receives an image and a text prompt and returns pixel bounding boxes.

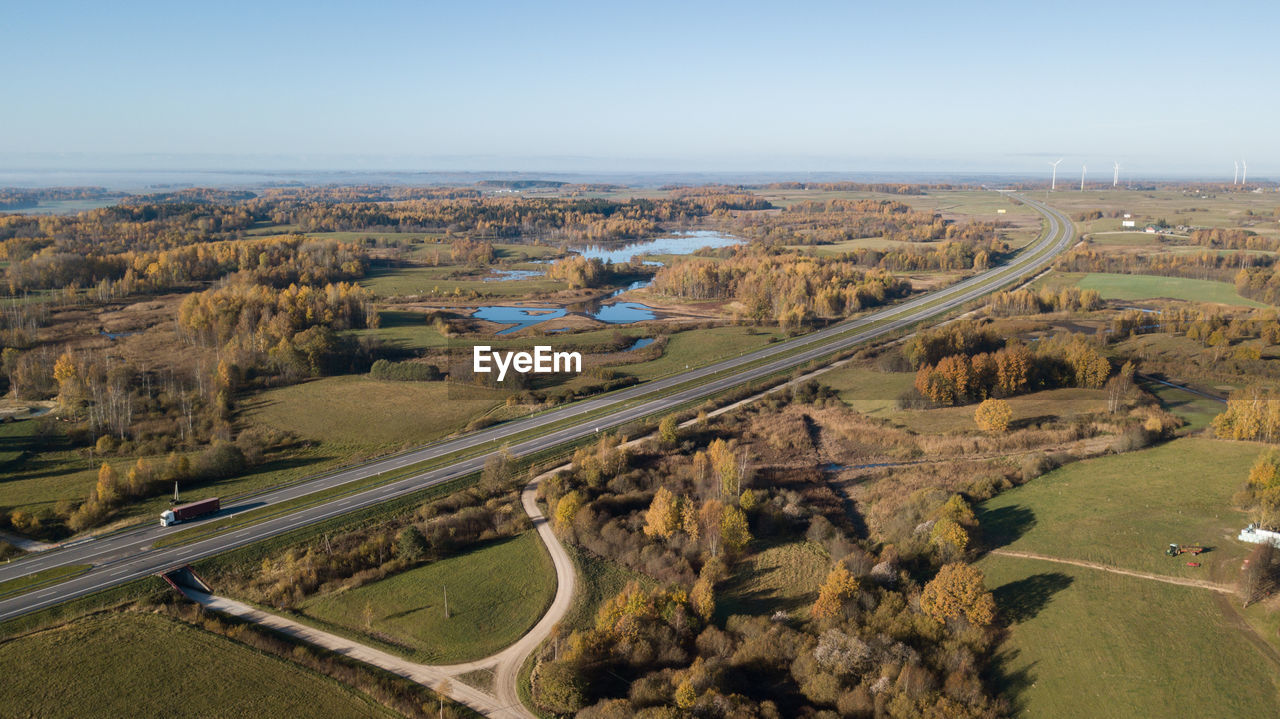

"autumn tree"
[920,563,996,625]
[974,398,1012,432]
[1214,385,1280,443]
[719,505,751,553]
[1106,361,1136,413]
[643,486,681,539]
[659,413,679,445]
[811,564,859,620]
[690,576,715,620]
[554,491,585,533]
[707,439,742,500]
[95,462,121,506]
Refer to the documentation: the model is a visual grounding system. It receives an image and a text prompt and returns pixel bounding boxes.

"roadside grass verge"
[295,531,556,664]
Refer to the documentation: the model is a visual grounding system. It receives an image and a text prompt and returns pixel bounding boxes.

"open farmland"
[0,612,395,718]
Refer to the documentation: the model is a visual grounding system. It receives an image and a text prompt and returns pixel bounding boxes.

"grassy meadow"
[982,555,1280,719]
[978,437,1262,579]
[243,375,509,454]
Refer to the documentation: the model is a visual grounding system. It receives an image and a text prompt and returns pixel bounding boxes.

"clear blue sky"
[3,0,1276,176]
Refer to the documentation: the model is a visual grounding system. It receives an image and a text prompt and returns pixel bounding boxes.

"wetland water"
[472,231,741,333]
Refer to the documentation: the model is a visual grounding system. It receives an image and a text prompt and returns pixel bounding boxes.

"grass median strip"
[0,564,92,600]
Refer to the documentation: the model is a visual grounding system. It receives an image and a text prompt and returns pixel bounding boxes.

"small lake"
[482,230,742,283]
[484,269,545,282]
[474,302,656,335]
[576,230,742,264]
[628,337,655,351]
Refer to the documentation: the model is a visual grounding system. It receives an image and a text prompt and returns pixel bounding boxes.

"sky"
[2,0,1277,177]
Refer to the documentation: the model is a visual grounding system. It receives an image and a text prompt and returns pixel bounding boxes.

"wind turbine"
[1234,161,1240,185]
[1112,161,1120,188]
[1080,164,1087,192]
[1049,158,1063,191]
[1242,159,1248,185]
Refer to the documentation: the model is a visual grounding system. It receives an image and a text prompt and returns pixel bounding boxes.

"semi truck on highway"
[160,497,220,527]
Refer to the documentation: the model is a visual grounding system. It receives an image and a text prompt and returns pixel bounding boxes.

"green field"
[1074,272,1266,307]
[978,435,1280,717]
[0,419,101,518]
[298,531,556,663]
[979,437,1262,579]
[822,363,1109,433]
[244,375,509,454]
[982,554,1280,719]
[0,613,394,718]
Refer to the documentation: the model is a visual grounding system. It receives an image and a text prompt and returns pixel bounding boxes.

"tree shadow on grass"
[992,572,1073,624]
[976,504,1037,551]
[986,646,1038,716]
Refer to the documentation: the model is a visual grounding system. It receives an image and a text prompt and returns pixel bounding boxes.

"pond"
[483,269,545,282]
[481,230,743,282]
[576,230,742,264]
[472,306,567,334]
[628,337,655,351]
[473,300,657,335]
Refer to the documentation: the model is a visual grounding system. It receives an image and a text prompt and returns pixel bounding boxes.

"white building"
[1121,220,1136,227]
[1239,523,1280,547]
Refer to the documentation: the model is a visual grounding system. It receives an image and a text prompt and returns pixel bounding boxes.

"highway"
[0,192,1075,623]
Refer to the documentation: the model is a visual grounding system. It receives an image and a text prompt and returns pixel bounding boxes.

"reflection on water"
[628,337,655,351]
[592,302,655,324]
[576,230,742,264]
[484,269,545,282]
[473,300,656,334]
[473,306,568,334]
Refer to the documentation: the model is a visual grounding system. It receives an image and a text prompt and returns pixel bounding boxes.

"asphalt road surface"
[0,192,1074,622]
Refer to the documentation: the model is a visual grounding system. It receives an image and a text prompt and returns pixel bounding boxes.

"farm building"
[1238,523,1280,547]
[1122,220,1136,227]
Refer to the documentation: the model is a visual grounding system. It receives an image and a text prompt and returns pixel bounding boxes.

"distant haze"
[3,1,1277,179]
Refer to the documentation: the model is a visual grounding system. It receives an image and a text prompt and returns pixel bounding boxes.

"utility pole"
[443,584,449,619]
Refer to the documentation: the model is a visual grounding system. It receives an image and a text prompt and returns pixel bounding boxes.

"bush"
[369,359,441,382]
[195,440,247,480]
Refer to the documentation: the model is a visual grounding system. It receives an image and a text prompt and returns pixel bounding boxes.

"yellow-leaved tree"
[643,487,681,539]
[811,564,859,620]
[920,563,996,625]
[974,398,1012,432]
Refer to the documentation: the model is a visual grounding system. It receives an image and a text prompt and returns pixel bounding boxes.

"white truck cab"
[160,509,176,527]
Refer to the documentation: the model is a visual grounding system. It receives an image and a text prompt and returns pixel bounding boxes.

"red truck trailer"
[160,497,220,527]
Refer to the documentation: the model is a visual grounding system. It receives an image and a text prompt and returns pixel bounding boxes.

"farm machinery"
[1166,543,1205,557]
